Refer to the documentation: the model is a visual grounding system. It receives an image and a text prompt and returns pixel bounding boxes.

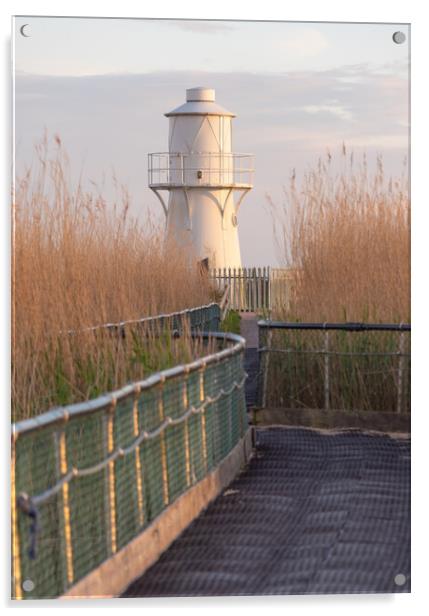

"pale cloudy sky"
[13,17,410,266]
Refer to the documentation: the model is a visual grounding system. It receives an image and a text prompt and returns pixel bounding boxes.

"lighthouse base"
[165,188,242,270]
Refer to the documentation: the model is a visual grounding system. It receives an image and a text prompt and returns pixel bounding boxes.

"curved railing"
[12,330,248,599]
[66,302,222,336]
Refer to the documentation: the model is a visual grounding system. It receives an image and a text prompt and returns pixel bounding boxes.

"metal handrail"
[257,320,411,412]
[258,321,411,332]
[12,326,248,598]
[12,331,246,438]
[66,302,220,336]
[19,373,247,509]
[148,152,254,187]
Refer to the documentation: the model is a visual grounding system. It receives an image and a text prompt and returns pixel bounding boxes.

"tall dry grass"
[12,138,214,421]
[269,147,410,323]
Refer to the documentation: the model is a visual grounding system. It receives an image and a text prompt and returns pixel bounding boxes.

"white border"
[3,1,427,614]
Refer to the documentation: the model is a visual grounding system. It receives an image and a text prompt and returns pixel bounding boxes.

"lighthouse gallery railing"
[148,152,254,188]
[12,326,247,598]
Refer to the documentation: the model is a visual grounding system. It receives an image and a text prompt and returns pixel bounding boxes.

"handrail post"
[158,379,170,506]
[260,327,272,409]
[11,432,22,600]
[182,370,192,486]
[132,386,145,527]
[57,426,74,586]
[324,330,330,411]
[199,365,208,472]
[397,331,405,414]
[106,400,117,554]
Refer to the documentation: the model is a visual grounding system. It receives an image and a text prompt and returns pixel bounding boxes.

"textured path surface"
[240,313,260,409]
[122,427,411,597]
[239,312,259,348]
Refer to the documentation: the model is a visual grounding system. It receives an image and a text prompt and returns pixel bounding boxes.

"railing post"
[324,330,330,411]
[228,361,234,450]
[228,267,231,314]
[132,385,145,527]
[260,326,272,408]
[199,364,208,472]
[397,331,405,415]
[158,378,170,506]
[261,266,267,314]
[232,267,236,310]
[106,400,117,555]
[11,431,22,600]
[57,426,74,586]
[182,370,192,486]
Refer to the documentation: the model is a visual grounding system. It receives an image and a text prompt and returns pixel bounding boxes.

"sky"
[13,16,410,266]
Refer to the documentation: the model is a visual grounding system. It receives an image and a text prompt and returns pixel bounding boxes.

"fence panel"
[210,267,273,313]
[71,302,221,338]
[257,321,411,414]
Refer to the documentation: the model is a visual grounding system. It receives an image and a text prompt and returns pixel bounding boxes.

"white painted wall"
[162,87,250,269]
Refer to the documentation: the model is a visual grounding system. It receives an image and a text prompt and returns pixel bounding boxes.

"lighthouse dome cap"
[165,87,236,117]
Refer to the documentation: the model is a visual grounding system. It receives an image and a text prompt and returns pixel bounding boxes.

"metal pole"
[324,330,330,411]
[132,386,145,527]
[106,401,117,554]
[262,329,273,409]
[11,433,23,600]
[58,429,74,585]
[199,365,208,471]
[397,331,405,414]
[158,379,170,506]
[182,371,192,486]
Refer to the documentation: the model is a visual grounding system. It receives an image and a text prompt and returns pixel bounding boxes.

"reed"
[12,138,214,421]
[265,148,410,413]
[268,147,410,323]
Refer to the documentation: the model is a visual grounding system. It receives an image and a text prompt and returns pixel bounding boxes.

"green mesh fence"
[84,302,222,336]
[12,331,247,599]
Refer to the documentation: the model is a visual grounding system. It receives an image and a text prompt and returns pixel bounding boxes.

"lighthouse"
[148,87,254,269]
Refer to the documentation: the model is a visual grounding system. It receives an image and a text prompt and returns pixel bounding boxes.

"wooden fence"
[210,267,294,314]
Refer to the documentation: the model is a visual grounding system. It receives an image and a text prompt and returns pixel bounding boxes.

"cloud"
[162,19,236,34]
[303,103,353,122]
[275,28,329,59]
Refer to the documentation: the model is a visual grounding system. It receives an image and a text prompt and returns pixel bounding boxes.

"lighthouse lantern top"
[165,87,236,118]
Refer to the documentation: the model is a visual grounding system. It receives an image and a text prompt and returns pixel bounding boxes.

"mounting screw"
[394,573,406,586]
[22,579,35,592]
[392,31,406,44]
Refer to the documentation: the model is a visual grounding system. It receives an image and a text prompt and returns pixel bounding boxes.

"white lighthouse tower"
[148,87,254,269]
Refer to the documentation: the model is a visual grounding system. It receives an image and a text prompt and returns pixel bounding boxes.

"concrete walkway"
[122,427,410,597]
[239,312,259,348]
